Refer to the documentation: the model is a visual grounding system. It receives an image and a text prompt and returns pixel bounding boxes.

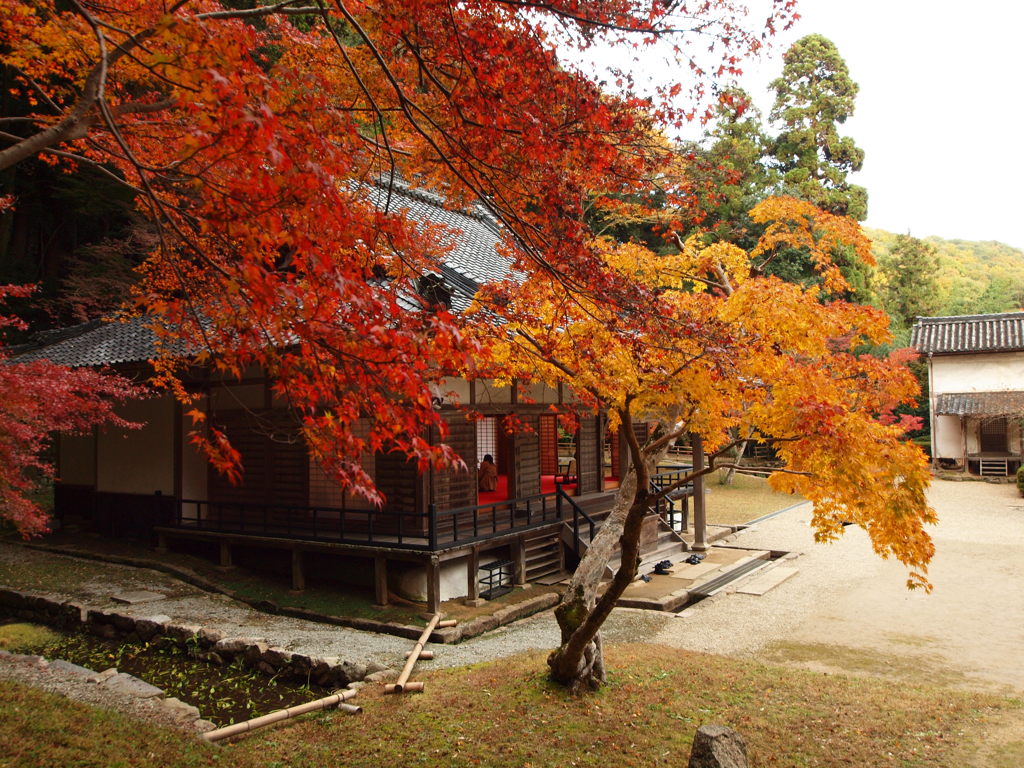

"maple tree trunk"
[720,426,753,486]
[547,434,672,693]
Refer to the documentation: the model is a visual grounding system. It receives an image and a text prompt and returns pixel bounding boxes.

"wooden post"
[691,433,708,552]
[511,535,527,587]
[374,556,389,608]
[291,548,305,592]
[155,532,167,554]
[426,557,441,614]
[219,542,233,569]
[465,547,481,606]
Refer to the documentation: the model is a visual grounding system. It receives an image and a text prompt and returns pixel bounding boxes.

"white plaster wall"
[180,398,208,501]
[965,419,980,454]
[475,380,512,406]
[934,414,963,459]
[930,352,1024,394]
[522,381,560,406]
[58,433,96,485]
[392,554,510,602]
[96,396,174,494]
[435,377,472,407]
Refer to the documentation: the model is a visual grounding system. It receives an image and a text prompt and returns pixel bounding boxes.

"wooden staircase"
[557,492,689,579]
[523,528,565,585]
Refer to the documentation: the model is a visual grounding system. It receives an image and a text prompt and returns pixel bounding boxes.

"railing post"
[428,504,438,551]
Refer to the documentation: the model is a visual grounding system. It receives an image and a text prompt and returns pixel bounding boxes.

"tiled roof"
[14,315,188,367]
[935,391,1024,417]
[910,312,1024,355]
[18,182,513,368]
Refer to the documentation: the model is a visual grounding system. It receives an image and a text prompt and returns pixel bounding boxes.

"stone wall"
[0,588,375,688]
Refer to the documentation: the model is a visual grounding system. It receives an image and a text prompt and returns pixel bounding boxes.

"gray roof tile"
[935,391,1024,416]
[910,312,1024,355]
[18,183,511,368]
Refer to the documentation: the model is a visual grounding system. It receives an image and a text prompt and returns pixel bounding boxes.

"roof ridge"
[371,177,502,228]
[915,311,1024,323]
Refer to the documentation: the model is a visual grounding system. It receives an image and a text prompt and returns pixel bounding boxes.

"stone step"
[734,565,799,596]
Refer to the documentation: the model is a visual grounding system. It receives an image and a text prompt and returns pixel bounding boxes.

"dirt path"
[654,479,1024,694]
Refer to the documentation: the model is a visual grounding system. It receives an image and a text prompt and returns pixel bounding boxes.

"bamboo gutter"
[385,615,456,694]
[202,688,359,743]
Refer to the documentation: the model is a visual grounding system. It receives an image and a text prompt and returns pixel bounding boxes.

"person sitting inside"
[478,454,498,492]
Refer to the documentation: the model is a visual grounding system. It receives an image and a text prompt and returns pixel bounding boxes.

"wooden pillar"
[219,541,233,568]
[426,556,441,614]
[691,434,708,552]
[465,547,481,606]
[173,399,183,507]
[374,556,389,608]
[511,536,527,587]
[155,531,168,554]
[961,417,968,473]
[291,547,305,591]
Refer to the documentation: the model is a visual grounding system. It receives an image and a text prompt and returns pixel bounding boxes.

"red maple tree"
[0,0,798,515]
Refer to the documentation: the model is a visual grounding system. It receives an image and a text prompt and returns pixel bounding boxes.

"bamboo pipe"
[392,614,441,693]
[337,702,362,714]
[384,682,424,694]
[405,650,434,660]
[202,688,358,743]
[437,619,458,628]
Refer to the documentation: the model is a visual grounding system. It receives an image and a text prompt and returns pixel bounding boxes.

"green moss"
[0,622,61,652]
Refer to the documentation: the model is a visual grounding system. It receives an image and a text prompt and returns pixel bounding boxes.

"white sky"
[732,0,1024,249]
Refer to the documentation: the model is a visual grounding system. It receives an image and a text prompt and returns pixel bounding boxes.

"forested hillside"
[866,227,1024,324]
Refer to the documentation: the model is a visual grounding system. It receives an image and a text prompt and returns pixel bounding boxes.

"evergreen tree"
[770,34,867,221]
[693,88,777,249]
[758,35,872,302]
[877,234,943,327]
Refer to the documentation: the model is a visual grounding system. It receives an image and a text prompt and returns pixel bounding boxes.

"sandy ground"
[652,478,1024,695]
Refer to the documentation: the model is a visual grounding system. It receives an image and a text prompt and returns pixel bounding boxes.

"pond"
[0,617,332,726]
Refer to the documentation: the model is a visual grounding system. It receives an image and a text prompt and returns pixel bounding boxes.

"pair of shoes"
[685,553,705,565]
[653,560,672,575]
[639,574,652,582]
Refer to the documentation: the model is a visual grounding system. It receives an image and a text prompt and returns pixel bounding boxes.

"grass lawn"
[1,644,1019,768]
[704,471,804,527]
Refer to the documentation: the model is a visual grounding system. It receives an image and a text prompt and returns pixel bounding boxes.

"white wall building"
[912,312,1024,477]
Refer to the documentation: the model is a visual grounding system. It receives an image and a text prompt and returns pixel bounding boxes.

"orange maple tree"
[472,196,935,691]
[0,0,798,517]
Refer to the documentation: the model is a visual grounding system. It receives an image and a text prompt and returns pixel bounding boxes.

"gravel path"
[652,479,1024,694]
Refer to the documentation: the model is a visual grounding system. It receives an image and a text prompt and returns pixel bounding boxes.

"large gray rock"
[103,672,166,699]
[688,724,749,768]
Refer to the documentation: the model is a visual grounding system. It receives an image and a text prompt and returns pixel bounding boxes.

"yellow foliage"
[471,197,934,589]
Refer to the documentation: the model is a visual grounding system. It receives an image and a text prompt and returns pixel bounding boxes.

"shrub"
[1017,465,1024,496]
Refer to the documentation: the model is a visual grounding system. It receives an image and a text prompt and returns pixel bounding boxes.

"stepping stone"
[734,566,798,596]
[110,590,165,605]
[48,659,94,677]
[103,672,165,699]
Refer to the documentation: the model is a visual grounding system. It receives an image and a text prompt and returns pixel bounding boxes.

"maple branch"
[197,2,320,19]
[0,2,160,173]
[0,132,145,194]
